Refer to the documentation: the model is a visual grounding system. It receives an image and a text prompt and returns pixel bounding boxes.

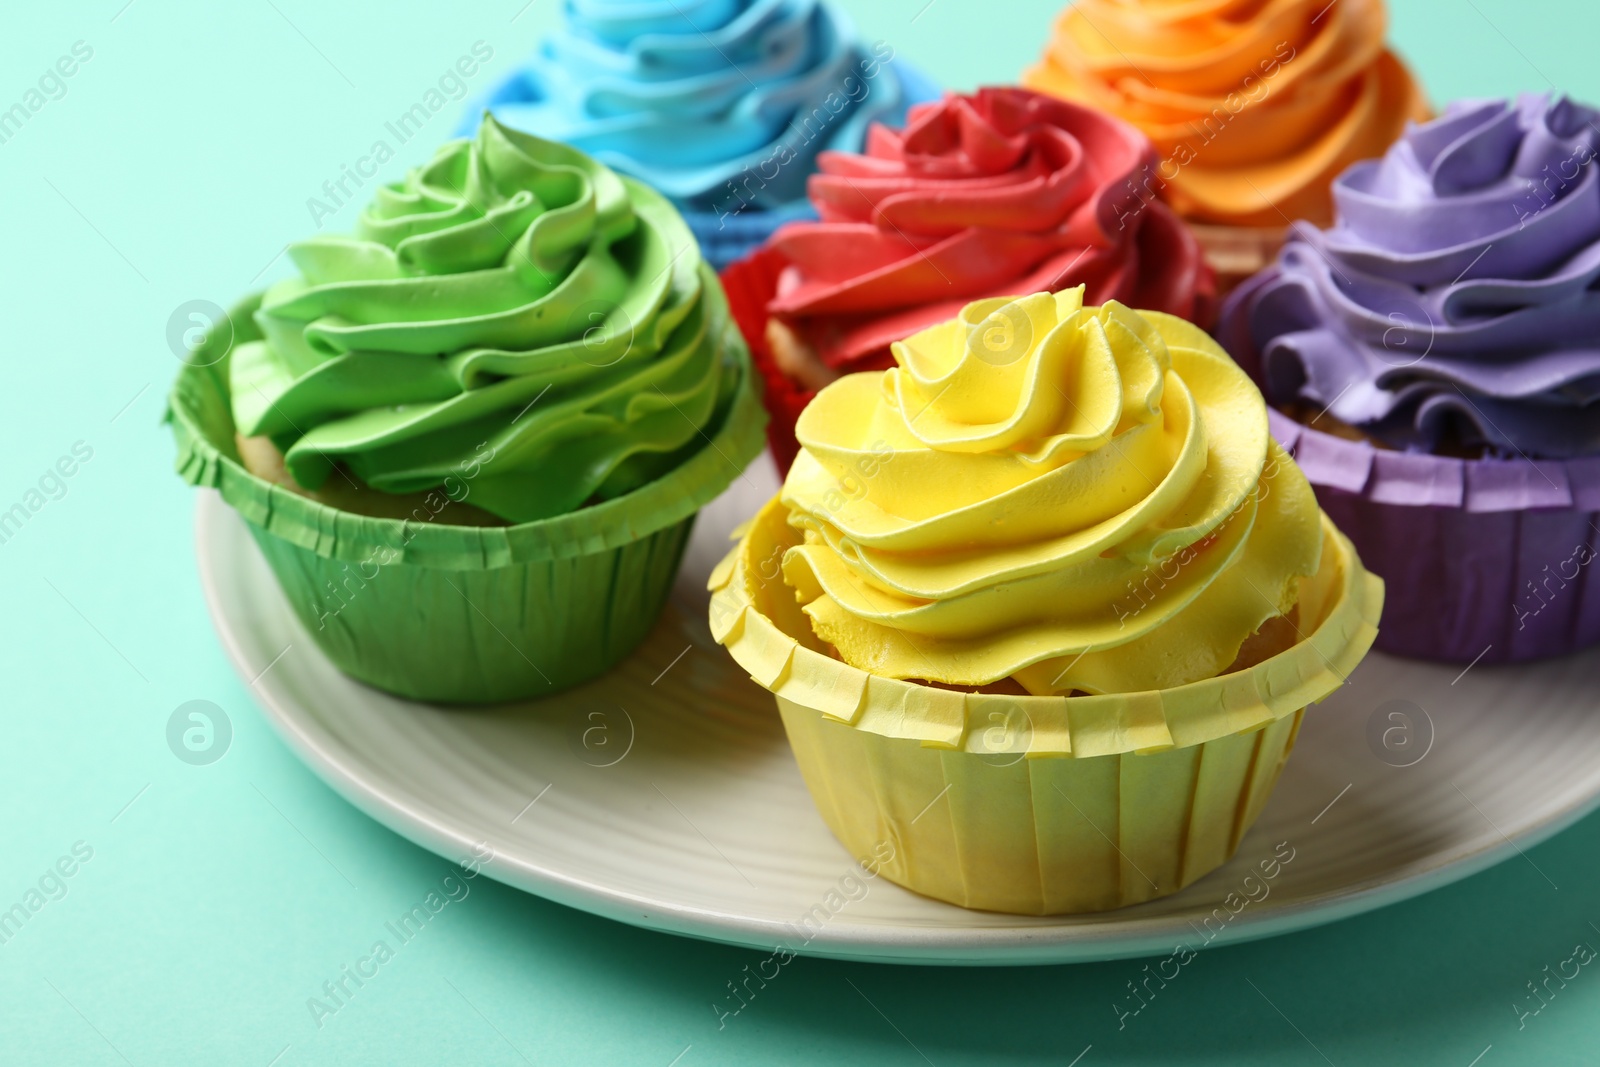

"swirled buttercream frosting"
[476,0,921,215]
[1221,93,1600,459]
[230,116,746,523]
[766,87,1214,374]
[778,287,1322,695]
[1024,0,1427,227]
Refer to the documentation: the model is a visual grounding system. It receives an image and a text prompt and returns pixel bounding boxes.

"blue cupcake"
[462,0,940,269]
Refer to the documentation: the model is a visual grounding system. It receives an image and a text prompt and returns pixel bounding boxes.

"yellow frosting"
[778,288,1322,696]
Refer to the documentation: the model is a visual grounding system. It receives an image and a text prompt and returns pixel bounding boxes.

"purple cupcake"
[1219,93,1600,664]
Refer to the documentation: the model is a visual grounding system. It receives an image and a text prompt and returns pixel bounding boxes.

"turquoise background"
[1,1,1595,1063]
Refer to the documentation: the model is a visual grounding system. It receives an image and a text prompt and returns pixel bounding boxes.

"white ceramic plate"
[196,465,1600,965]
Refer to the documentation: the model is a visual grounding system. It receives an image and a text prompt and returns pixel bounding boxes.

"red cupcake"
[721,86,1215,470]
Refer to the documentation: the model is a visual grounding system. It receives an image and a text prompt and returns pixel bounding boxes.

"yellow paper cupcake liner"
[710,496,1382,914]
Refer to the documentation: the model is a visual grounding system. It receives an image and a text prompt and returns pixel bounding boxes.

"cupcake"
[710,288,1382,914]
[167,117,765,703]
[1024,0,1428,296]
[466,0,939,270]
[721,86,1215,472]
[1220,94,1600,664]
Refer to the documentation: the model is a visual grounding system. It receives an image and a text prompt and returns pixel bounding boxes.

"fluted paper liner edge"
[709,494,1383,913]
[166,291,766,703]
[1269,409,1600,664]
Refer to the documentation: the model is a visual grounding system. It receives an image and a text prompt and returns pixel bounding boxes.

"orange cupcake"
[1024,0,1428,294]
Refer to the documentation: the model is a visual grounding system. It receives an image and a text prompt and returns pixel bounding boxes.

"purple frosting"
[1220,93,1600,459]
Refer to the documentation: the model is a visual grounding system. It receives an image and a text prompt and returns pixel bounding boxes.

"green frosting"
[230,115,745,523]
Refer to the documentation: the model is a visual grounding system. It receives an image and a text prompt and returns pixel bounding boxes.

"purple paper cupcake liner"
[1269,410,1600,664]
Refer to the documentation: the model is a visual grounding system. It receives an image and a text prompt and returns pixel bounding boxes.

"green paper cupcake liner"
[169,294,767,703]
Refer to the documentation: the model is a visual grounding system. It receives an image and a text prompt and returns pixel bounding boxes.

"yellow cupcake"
[710,289,1382,914]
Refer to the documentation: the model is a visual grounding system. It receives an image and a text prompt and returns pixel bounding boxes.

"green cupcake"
[168,116,765,703]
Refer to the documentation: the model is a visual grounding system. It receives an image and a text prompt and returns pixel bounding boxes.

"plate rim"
[195,491,1600,965]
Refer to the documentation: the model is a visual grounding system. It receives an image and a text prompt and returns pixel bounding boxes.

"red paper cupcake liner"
[1269,410,1600,664]
[721,247,810,474]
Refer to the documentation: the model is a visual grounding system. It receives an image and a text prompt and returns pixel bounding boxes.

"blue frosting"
[462,0,937,227]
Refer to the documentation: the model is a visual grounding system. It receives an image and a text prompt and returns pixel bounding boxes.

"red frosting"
[766,86,1215,372]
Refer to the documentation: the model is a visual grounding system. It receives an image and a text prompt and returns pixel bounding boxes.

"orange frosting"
[1024,0,1428,228]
